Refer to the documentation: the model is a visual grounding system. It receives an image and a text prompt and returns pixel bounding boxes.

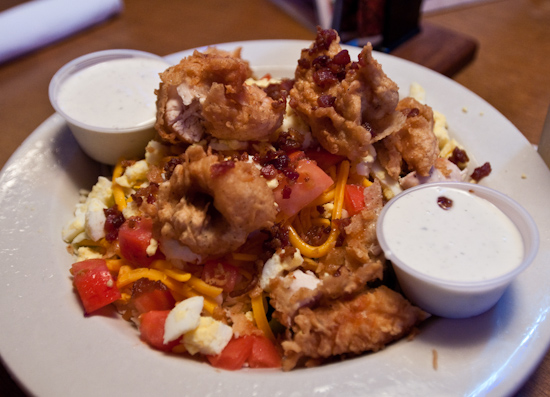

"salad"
[62,28,490,371]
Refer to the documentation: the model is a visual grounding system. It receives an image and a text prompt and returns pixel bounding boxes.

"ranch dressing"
[380,185,524,282]
[56,57,169,129]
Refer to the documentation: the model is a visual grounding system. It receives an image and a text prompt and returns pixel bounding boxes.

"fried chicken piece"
[155,48,284,144]
[281,286,429,370]
[375,97,438,178]
[317,181,385,299]
[289,28,405,160]
[268,270,321,328]
[156,145,276,257]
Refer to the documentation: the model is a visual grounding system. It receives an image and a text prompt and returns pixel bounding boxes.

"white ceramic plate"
[1,40,549,397]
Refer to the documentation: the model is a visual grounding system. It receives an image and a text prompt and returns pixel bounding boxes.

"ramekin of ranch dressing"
[377,181,539,318]
[49,50,171,165]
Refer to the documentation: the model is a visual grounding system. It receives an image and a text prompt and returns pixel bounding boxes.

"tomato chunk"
[344,184,366,216]
[70,259,121,314]
[131,279,176,314]
[207,336,254,370]
[201,260,239,293]
[248,335,282,368]
[273,159,334,217]
[304,148,346,170]
[118,216,162,267]
[139,310,179,352]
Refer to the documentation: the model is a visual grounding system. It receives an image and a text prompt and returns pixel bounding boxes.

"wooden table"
[0,0,548,395]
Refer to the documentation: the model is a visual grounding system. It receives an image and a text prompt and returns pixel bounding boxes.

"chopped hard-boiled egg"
[62,176,113,243]
[84,197,107,242]
[260,249,304,290]
[183,316,233,356]
[115,159,149,188]
[145,140,169,166]
[75,246,103,262]
[409,82,426,104]
[163,296,203,344]
[371,161,403,200]
[287,270,320,294]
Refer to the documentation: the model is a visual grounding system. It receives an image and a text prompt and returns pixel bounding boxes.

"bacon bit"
[104,206,125,242]
[283,169,299,181]
[270,153,290,170]
[333,218,351,247]
[210,160,235,178]
[131,278,169,297]
[313,68,338,88]
[276,129,302,152]
[304,225,330,246]
[401,108,419,118]
[312,55,331,69]
[282,185,292,199]
[264,78,294,102]
[263,224,291,252]
[318,95,336,108]
[408,108,420,117]
[471,162,492,182]
[132,183,159,206]
[164,157,183,180]
[332,50,351,65]
[449,147,470,166]
[260,164,277,179]
[437,196,453,210]
[298,57,310,69]
[310,27,337,54]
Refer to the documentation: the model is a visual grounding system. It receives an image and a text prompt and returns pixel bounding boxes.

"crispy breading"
[289,29,405,160]
[155,48,284,144]
[156,145,276,256]
[281,286,429,370]
[376,97,438,178]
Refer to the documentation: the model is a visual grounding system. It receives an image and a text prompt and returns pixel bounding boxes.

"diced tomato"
[287,150,306,164]
[344,184,366,216]
[207,335,281,370]
[304,148,346,170]
[134,288,175,314]
[273,159,334,217]
[201,260,239,293]
[139,310,179,352]
[70,259,121,314]
[248,335,282,368]
[206,336,254,370]
[118,216,163,267]
[130,278,175,314]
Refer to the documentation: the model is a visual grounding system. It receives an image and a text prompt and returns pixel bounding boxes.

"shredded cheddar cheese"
[288,161,350,259]
[112,158,127,211]
[251,292,275,342]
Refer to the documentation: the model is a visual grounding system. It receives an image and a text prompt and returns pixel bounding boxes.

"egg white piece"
[84,197,107,241]
[163,296,203,344]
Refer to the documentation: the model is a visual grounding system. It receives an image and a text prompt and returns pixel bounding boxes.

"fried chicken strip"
[281,286,429,370]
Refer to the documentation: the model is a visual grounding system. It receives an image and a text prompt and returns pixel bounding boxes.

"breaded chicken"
[156,145,277,256]
[375,97,438,178]
[155,48,284,144]
[281,286,429,370]
[289,28,405,160]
